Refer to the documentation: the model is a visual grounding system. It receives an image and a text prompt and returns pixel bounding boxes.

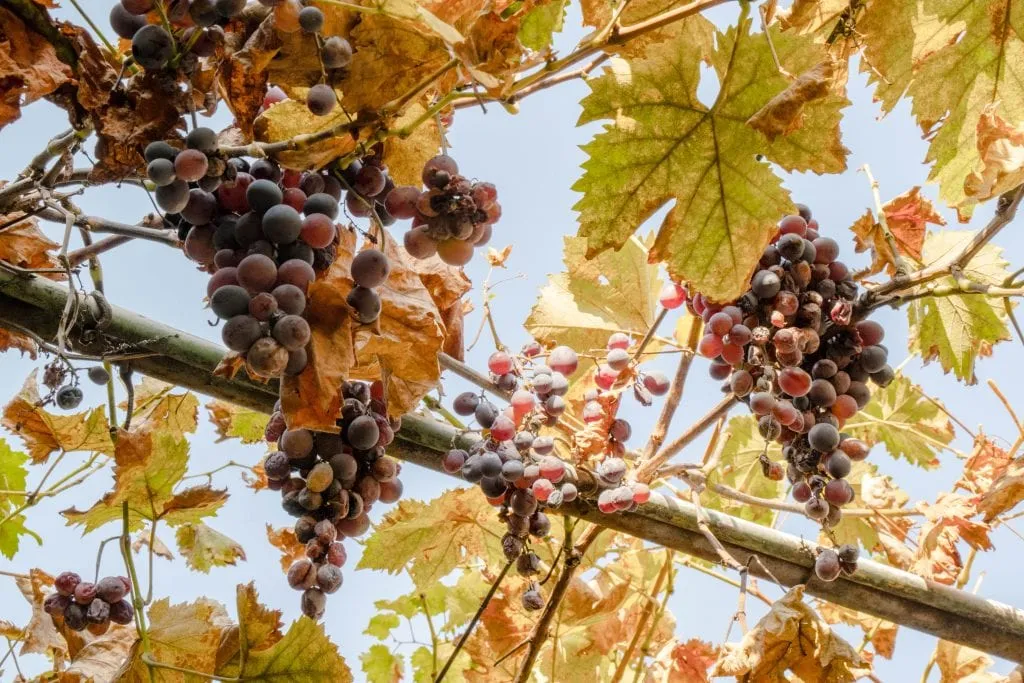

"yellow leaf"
[122,378,199,439]
[358,487,506,588]
[2,370,114,463]
[252,97,358,170]
[976,455,1024,522]
[175,522,246,573]
[225,617,353,682]
[711,585,871,682]
[382,103,442,186]
[63,626,136,683]
[849,186,945,278]
[117,597,233,682]
[935,639,1006,682]
[748,58,839,141]
[702,415,785,526]
[906,232,1012,383]
[963,104,1024,214]
[206,399,269,444]
[816,601,898,660]
[573,16,848,300]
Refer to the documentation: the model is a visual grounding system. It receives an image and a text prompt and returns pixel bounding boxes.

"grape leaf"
[14,569,64,657]
[359,487,506,588]
[816,601,898,660]
[956,436,1012,498]
[217,13,280,139]
[0,6,73,130]
[711,585,871,681]
[175,522,246,573]
[822,460,911,553]
[702,415,784,526]
[912,492,992,585]
[362,643,404,683]
[747,57,840,141]
[266,524,306,573]
[649,638,719,682]
[573,16,849,300]
[230,616,353,682]
[963,105,1024,217]
[206,399,269,444]
[123,378,199,439]
[132,528,175,559]
[0,215,62,275]
[976,455,1024,522]
[0,327,37,357]
[849,186,945,278]
[2,370,115,463]
[914,0,1024,217]
[117,597,234,682]
[519,0,567,51]
[0,438,34,557]
[935,639,1006,683]
[365,613,402,640]
[842,371,953,468]
[906,231,1012,384]
[383,103,442,186]
[253,96,359,170]
[62,424,227,532]
[525,234,663,356]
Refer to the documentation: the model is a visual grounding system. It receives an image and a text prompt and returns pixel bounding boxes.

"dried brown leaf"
[816,601,898,659]
[218,16,281,140]
[0,215,62,275]
[266,524,306,573]
[956,436,1012,498]
[962,104,1024,218]
[748,58,837,141]
[913,492,992,584]
[0,6,73,130]
[935,639,1006,683]
[976,456,1024,522]
[0,328,38,358]
[486,245,513,267]
[648,638,718,682]
[850,186,944,278]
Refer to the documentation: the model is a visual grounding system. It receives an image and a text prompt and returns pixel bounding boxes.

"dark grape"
[210,285,251,319]
[299,5,325,31]
[237,254,278,293]
[156,180,190,213]
[347,286,381,324]
[301,588,327,619]
[55,571,82,597]
[304,193,339,219]
[147,158,176,186]
[322,36,353,69]
[272,315,311,351]
[815,549,842,581]
[111,4,147,38]
[262,204,303,244]
[56,385,83,410]
[808,423,840,453]
[347,415,380,450]
[132,24,174,69]
[247,179,283,214]
[307,84,336,116]
[351,249,390,288]
[246,337,289,377]
[221,315,262,352]
[186,127,218,153]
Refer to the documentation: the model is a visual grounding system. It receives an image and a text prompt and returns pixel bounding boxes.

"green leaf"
[207,399,270,444]
[843,372,954,468]
[445,570,491,632]
[236,617,353,682]
[525,234,662,355]
[902,0,1024,216]
[0,513,36,559]
[0,438,29,511]
[175,522,246,573]
[518,0,567,51]
[702,415,784,526]
[906,232,1012,384]
[358,488,507,588]
[364,613,401,640]
[573,15,849,300]
[362,643,403,683]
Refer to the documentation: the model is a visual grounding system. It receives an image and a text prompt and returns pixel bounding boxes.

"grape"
[824,449,852,479]
[246,337,289,377]
[304,193,339,220]
[436,239,474,266]
[347,415,380,450]
[301,588,327,619]
[510,390,535,419]
[145,141,177,164]
[831,371,851,395]
[546,346,576,376]
[300,213,335,249]
[264,451,291,480]
[659,282,686,309]
[156,180,190,213]
[858,345,888,373]
[221,315,262,353]
[453,392,479,416]
[111,4,147,38]
[237,254,278,293]
[799,239,817,263]
[189,0,219,27]
[751,270,781,299]
[306,462,334,493]
[215,0,246,16]
[870,364,895,387]
[181,189,217,227]
[353,165,387,198]
[379,478,403,504]
[272,284,306,315]
[846,381,871,409]
[422,154,458,187]
[346,286,382,324]
[811,359,837,379]
[778,214,807,237]
[288,559,317,590]
[808,423,840,452]
[87,366,110,385]
[250,159,282,183]
[813,237,839,264]
[210,285,250,319]
[730,369,754,396]
[698,333,723,358]
[856,320,884,346]
[262,205,303,244]
[276,259,316,293]
[322,36,353,69]
[497,372,518,392]
[643,372,670,396]
[64,603,88,631]
[307,84,336,116]
[132,24,174,69]
[805,497,829,520]
[186,127,218,154]
[74,581,98,604]
[815,549,842,581]
[147,158,176,186]
[345,191,373,218]
[778,367,812,397]
[403,227,437,258]
[86,599,110,624]
[605,348,630,372]
[44,592,71,616]
[247,179,283,214]
[610,418,632,442]
[792,480,812,503]
[96,576,129,604]
[776,232,805,261]
[182,225,215,265]
[298,5,324,31]
[384,186,419,219]
[55,571,81,597]
[351,249,391,288]
[808,379,837,407]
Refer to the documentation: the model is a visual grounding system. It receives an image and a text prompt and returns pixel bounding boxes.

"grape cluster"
[385,154,501,266]
[40,360,112,412]
[686,204,880,565]
[263,380,403,619]
[43,572,134,634]
[815,543,859,582]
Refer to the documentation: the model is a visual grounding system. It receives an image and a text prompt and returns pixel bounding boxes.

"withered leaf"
[0,6,73,130]
[748,58,839,141]
[849,186,945,278]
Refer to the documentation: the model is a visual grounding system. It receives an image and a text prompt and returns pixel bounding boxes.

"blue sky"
[1,2,1023,680]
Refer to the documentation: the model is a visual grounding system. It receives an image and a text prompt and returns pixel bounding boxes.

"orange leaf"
[652,638,719,682]
[912,492,992,584]
[0,214,62,276]
[265,524,305,573]
[280,230,357,431]
[0,327,38,358]
[956,436,1012,498]
[976,456,1024,522]
[962,104,1024,219]
[850,186,944,278]
[217,16,281,140]
[0,6,73,130]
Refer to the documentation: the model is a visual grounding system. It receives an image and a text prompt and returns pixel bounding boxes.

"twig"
[632,308,668,362]
[639,318,701,463]
[421,592,440,679]
[3,638,22,679]
[513,525,602,683]
[433,559,513,683]
[635,394,737,481]
[94,534,122,583]
[860,165,910,277]
[611,549,673,682]
[121,502,154,683]
[68,235,133,268]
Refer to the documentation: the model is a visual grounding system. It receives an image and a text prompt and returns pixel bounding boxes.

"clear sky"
[1,2,1023,680]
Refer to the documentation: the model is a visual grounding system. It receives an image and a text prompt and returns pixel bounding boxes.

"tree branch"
[635,393,737,482]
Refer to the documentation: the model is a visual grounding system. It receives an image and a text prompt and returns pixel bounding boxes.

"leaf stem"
[121,501,154,683]
[420,592,439,679]
[640,317,701,464]
[636,394,736,481]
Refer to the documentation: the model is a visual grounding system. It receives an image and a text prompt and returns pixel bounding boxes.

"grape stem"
[639,317,702,465]
[121,501,155,683]
[432,559,513,683]
[635,393,737,481]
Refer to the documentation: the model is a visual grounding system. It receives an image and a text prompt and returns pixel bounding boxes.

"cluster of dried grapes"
[43,572,134,633]
[384,155,501,266]
[680,204,889,579]
[263,380,403,619]
[111,0,351,90]
[38,360,112,412]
